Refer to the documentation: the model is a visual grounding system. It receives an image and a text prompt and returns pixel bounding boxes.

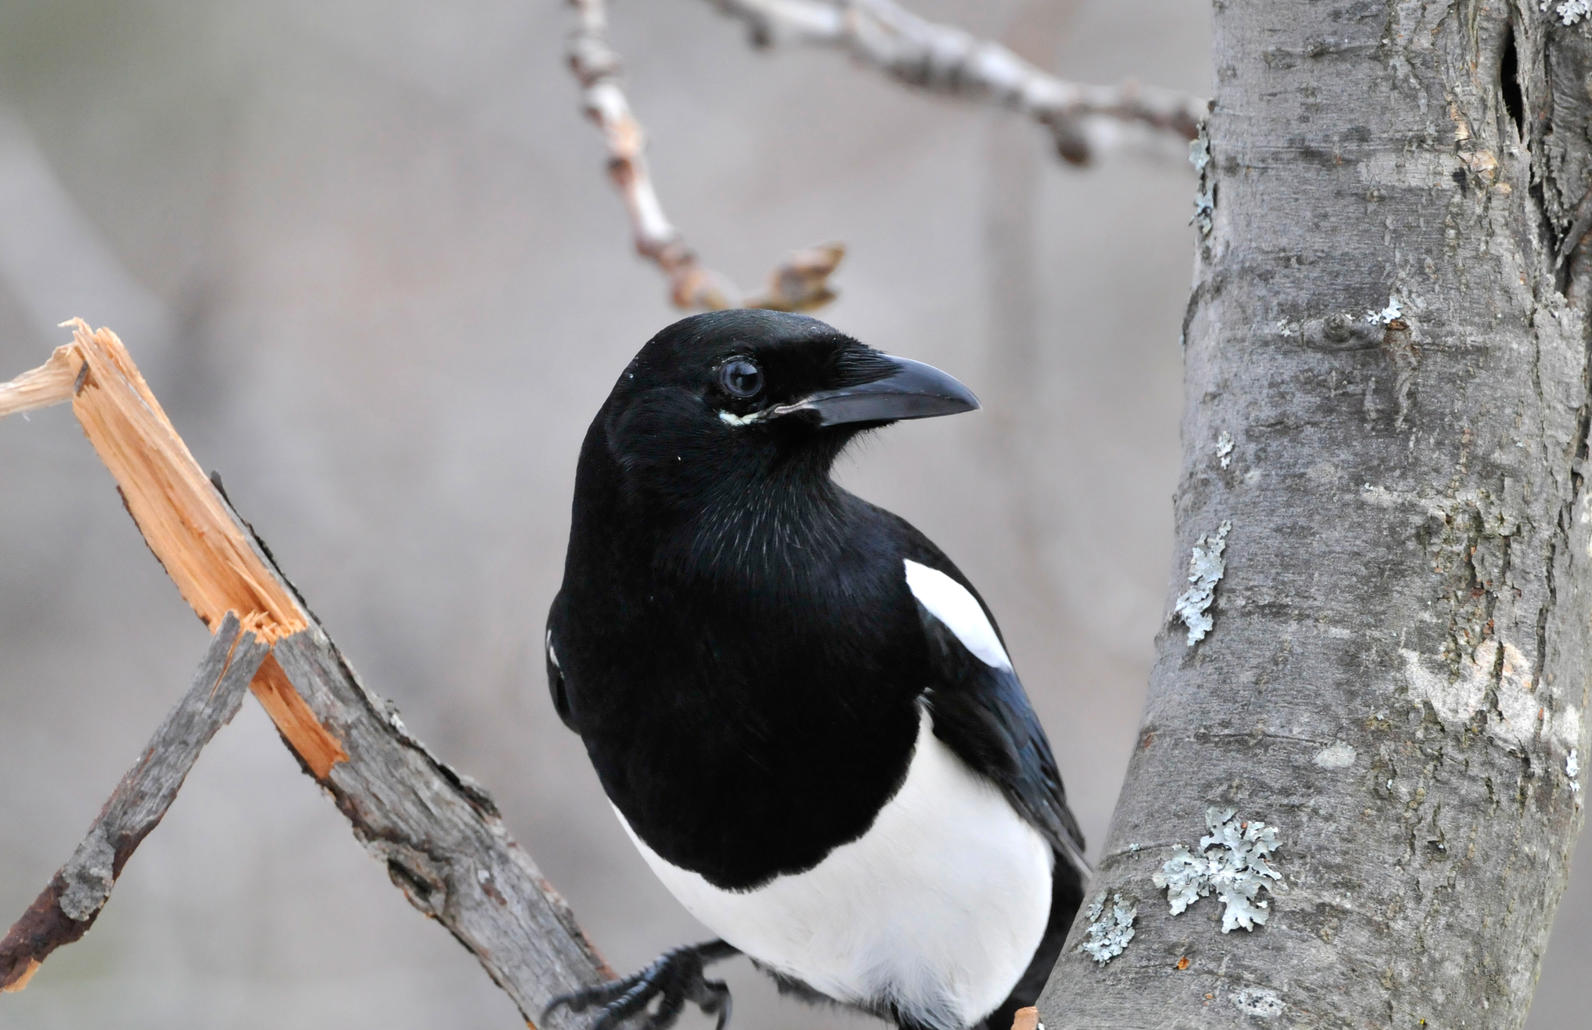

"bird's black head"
[589,310,978,515]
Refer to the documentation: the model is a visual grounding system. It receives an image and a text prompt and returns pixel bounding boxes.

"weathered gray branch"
[0,481,624,1024]
[0,613,267,992]
[703,0,1204,164]
[263,624,614,1025]
[216,488,620,1029]
[1042,3,1591,1027]
[566,0,1201,311]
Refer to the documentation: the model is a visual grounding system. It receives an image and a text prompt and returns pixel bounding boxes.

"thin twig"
[0,613,268,993]
[705,0,1205,164]
[566,0,845,311]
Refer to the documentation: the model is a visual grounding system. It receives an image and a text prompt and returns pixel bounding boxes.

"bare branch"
[2,326,627,1025]
[0,613,268,993]
[744,241,846,311]
[705,0,1205,164]
[565,0,845,311]
[260,618,615,1027]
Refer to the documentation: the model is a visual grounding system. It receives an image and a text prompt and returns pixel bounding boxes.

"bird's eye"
[718,358,763,399]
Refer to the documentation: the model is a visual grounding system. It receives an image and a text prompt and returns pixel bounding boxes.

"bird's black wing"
[545,594,577,732]
[889,520,1089,877]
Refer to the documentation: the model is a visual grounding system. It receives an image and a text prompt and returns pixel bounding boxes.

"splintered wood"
[3,324,615,1023]
[0,319,346,776]
[0,341,78,417]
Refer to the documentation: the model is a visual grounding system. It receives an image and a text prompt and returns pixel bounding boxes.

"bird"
[543,309,1087,1030]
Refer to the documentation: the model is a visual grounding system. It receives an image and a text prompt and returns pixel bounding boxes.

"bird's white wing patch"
[613,709,1052,1030]
[903,559,1012,670]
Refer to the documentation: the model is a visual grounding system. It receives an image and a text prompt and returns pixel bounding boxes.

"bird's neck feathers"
[569,410,859,591]
[673,458,852,583]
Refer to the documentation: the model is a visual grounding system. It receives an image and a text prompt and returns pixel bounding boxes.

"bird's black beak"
[771,355,980,427]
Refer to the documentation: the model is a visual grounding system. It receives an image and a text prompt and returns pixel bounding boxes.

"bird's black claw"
[545,940,737,1030]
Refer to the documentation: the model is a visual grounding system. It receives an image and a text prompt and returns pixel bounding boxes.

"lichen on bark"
[1042,3,1592,1026]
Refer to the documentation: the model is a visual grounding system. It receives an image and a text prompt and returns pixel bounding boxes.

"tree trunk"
[1041,3,1592,1027]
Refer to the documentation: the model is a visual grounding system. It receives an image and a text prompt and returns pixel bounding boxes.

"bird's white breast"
[613,709,1053,1030]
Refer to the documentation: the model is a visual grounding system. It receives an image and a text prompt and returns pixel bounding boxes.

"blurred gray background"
[0,2,1582,1028]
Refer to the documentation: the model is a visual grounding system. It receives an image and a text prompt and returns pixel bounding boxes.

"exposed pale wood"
[2,327,629,1026]
[0,614,267,992]
[0,341,76,418]
[64,320,306,639]
[0,320,344,777]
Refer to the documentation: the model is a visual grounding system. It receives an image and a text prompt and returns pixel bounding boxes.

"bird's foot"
[546,939,738,1030]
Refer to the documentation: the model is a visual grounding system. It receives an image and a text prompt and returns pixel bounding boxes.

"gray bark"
[1041,3,1592,1027]
[0,334,629,1021]
[266,626,615,1028]
[227,486,621,1028]
[0,613,267,991]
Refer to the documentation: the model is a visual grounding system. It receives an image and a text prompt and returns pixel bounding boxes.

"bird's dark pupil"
[721,359,762,398]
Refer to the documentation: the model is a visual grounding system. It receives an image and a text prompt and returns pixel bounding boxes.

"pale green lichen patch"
[1364,295,1403,324]
[1232,986,1285,1019]
[1189,129,1213,235]
[1152,807,1282,933]
[1077,890,1137,965]
[1173,521,1232,646]
[1545,1,1592,27]
[61,827,116,921]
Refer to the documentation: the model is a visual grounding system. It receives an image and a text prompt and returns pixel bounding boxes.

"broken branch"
[565,0,845,311]
[1,324,622,1024]
[263,624,615,1026]
[705,0,1205,164]
[0,320,342,776]
[0,613,268,993]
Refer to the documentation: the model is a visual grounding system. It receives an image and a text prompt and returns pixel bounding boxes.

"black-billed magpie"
[545,310,1087,1030]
